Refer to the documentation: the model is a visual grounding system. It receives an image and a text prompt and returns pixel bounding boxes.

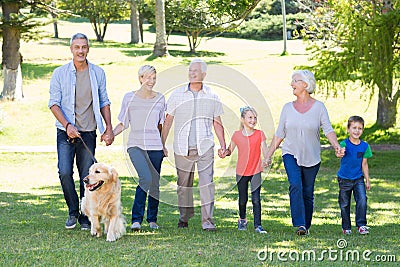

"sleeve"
[320,103,334,135]
[48,68,61,108]
[213,93,224,117]
[340,140,346,148]
[231,131,238,144]
[166,91,176,116]
[117,93,130,129]
[159,95,166,124]
[260,130,267,142]
[364,144,373,158]
[97,68,111,109]
[275,105,288,138]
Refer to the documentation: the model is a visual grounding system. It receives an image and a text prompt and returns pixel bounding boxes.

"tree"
[298,0,400,128]
[130,0,140,43]
[0,0,51,100]
[165,0,261,53]
[60,0,128,42]
[281,0,288,55]
[153,0,168,56]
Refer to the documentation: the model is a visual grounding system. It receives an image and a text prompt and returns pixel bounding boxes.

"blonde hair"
[138,65,156,78]
[239,106,257,129]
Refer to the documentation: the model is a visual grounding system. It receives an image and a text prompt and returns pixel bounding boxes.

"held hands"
[335,146,346,158]
[263,157,272,168]
[218,148,230,158]
[101,127,115,146]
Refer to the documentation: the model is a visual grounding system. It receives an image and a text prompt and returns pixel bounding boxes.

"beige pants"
[174,147,215,224]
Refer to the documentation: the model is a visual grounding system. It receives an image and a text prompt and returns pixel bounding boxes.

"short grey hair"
[189,58,207,73]
[292,70,316,94]
[138,65,156,77]
[70,33,90,46]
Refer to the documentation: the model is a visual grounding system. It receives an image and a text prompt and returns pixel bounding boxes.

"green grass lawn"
[0,21,399,266]
[0,150,399,266]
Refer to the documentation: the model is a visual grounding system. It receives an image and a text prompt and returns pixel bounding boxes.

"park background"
[0,0,399,266]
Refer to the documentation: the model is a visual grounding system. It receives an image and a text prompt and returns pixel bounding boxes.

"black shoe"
[65,216,77,229]
[178,220,188,228]
[80,222,91,231]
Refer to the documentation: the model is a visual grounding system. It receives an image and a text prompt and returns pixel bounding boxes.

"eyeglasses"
[291,79,304,83]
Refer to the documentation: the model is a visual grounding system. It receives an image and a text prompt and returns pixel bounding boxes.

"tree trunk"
[51,1,58,38]
[1,1,22,101]
[281,0,288,55]
[139,13,144,42]
[153,0,168,57]
[130,0,140,44]
[376,92,398,128]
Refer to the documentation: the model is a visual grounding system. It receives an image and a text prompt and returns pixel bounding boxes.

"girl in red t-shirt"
[221,106,268,233]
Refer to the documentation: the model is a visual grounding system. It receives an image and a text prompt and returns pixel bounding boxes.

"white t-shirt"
[118,91,166,150]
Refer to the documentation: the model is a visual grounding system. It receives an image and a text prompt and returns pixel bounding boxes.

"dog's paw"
[106,233,117,242]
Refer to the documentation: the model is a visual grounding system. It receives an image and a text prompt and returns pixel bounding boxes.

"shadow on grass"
[22,63,60,80]
[168,50,225,58]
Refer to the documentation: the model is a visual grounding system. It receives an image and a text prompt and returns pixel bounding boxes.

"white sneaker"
[130,222,141,231]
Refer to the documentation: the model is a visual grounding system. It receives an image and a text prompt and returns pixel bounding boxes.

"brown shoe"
[178,220,188,228]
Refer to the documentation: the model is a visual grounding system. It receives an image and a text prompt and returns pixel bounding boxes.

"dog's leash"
[68,135,98,163]
[78,136,98,163]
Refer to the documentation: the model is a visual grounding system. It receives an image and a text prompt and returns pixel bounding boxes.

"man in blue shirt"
[48,33,114,230]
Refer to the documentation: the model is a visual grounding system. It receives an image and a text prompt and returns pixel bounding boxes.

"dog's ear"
[109,166,118,182]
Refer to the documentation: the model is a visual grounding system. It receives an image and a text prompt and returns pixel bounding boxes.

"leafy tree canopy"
[59,0,129,42]
[164,0,261,52]
[298,0,400,128]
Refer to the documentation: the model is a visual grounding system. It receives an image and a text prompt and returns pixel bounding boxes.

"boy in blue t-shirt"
[337,116,372,235]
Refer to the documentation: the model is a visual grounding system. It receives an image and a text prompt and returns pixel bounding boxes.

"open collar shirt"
[48,60,111,134]
[166,83,224,156]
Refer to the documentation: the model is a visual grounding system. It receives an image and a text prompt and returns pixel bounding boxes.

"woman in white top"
[113,65,166,231]
[265,70,343,235]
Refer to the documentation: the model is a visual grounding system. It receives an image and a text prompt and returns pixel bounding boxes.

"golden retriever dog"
[81,163,126,242]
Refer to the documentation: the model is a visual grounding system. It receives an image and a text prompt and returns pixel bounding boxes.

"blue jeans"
[237,172,262,227]
[338,177,367,230]
[128,147,164,224]
[283,154,320,229]
[57,129,96,224]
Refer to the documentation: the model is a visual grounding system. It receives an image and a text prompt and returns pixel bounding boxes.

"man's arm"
[213,116,226,153]
[50,105,80,139]
[100,105,114,146]
[161,114,174,157]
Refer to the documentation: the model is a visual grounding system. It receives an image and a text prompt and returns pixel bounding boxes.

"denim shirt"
[48,60,111,134]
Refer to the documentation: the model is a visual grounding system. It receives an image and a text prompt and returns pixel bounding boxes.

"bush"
[221,13,306,40]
